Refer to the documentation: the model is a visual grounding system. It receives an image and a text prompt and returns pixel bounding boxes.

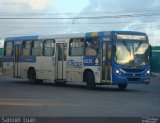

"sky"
[0,0,160,47]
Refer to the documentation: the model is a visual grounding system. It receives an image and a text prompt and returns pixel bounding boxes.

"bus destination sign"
[116,34,147,41]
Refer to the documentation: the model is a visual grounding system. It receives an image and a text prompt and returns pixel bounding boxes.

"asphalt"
[0,76,159,117]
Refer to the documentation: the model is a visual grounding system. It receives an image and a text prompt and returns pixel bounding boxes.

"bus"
[3,31,151,90]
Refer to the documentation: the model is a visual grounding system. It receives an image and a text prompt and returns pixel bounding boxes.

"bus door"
[102,41,112,83]
[13,44,21,78]
[56,43,67,80]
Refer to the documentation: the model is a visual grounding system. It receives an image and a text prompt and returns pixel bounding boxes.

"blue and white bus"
[3,31,151,90]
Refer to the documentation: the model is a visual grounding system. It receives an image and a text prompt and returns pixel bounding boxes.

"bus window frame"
[43,39,55,57]
[69,38,84,57]
[4,41,14,57]
[22,40,32,56]
[84,37,99,57]
[31,40,43,56]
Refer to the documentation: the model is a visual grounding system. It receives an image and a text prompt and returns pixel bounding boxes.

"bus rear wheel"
[118,84,127,90]
[55,80,66,86]
[86,72,96,90]
[28,69,43,84]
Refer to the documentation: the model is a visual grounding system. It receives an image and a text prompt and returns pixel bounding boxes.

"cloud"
[0,0,52,11]
[0,0,160,46]
[52,0,90,13]
[151,0,160,7]
[22,0,52,10]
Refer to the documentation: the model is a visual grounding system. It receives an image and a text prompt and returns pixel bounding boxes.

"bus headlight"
[145,70,150,76]
[114,69,125,76]
[116,70,120,74]
[115,69,122,76]
[146,70,151,74]
[146,70,150,74]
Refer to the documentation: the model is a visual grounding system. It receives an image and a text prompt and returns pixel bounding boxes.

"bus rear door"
[102,41,112,83]
[56,43,67,80]
[13,44,21,78]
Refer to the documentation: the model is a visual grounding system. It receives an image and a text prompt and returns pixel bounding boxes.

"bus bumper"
[112,74,150,85]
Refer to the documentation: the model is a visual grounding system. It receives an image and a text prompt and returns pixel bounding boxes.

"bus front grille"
[127,78,141,81]
[122,68,145,73]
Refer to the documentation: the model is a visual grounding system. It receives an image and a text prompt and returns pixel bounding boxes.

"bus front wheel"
[118,84,127,90]
[28,69,43,84]
[86,72,96,90]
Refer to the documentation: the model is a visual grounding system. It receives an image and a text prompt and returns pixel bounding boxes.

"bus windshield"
[114,41,150,66]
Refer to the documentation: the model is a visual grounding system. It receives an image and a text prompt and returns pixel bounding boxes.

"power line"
[0,20,159,25]
[0,24,157,29]
[0,7,160,15]
[0,13,159,20]
[0,23,159,27]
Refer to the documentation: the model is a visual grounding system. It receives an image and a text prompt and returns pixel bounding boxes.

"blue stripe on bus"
[5,36,38,41]
[3,57,14,62]
[20,56,36,62]
[3,56,36,62]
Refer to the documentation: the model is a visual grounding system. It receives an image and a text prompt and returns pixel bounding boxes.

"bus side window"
[44,39,55,56]
[4,41,13,56]
[22,41,32,56]
[69,38,84,56]
[32,40,43,56]
[85,38,99,56]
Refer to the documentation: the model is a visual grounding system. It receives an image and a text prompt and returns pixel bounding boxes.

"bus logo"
[132,74,136,77]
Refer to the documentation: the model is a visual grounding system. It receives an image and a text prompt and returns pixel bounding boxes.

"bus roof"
[39,33,85,39]
[5,36,38,42]
[4,31,147,42]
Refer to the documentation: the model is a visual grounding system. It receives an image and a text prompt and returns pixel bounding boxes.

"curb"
[151,72,160,78]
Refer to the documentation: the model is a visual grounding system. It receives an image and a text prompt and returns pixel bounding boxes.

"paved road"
[0,76,160,117]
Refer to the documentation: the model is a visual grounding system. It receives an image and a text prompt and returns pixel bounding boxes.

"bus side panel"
[20,62,29,79]
[3,41,14,78]
[34,57,43,80]
[41,56,55,81]
[66,57,83,82]
[20,56,36,79]
[83,66,101,84]
[20,57,43,80]
[31,57,55,81]
[3,59,14,77]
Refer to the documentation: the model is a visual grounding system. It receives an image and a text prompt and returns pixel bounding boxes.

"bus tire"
[86,71,96,90]
[55,80,66,86]
[28,69,43,84]
[118,84,127,90]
